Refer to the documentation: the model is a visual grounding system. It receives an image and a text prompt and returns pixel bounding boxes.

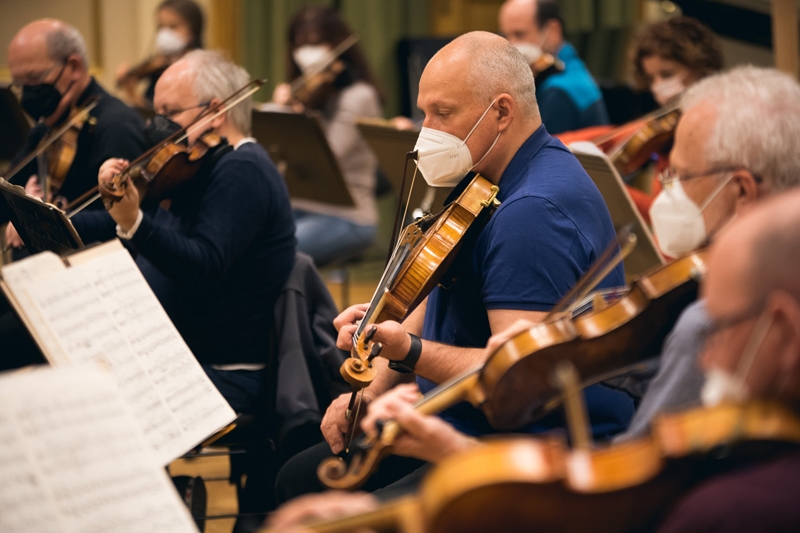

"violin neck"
[414,368,482,415]
[287,495,421,533]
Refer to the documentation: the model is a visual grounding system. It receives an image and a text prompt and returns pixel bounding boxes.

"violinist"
[115,0,204,109]
[275,31,631,502]
[657,188,800,532]
[267,6,382,266]
[499,0,609,134]
[625,16,723,220]
[617,66,800,441]
[2,19,146,250]
[77,50,296,414]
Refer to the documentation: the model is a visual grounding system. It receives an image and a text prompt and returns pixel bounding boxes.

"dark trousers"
[275,440,428,503]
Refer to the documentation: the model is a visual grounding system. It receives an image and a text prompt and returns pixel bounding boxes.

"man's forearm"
[414,341,486,385]
[364,357,414,400]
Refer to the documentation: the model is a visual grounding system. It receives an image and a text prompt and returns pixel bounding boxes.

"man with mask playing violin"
[82,50,296,414]
[2,19,146,250]
[275,30,631,502]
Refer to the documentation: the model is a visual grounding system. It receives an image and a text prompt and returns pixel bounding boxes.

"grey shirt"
[615,299,713,442]
[292,81,382,225]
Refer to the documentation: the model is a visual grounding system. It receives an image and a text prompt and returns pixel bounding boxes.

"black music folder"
[252,108,354,207]
[0,178,83,254]
[356,117,452,215]
[0,84,31,164]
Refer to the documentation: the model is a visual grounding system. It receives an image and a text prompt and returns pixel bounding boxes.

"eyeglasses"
[657,166,763,187]
[161,101,211,119]
[11,61,65,89]
[704,305,762,351]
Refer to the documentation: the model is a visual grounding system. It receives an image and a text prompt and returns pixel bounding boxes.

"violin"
[290,34,359,108]
[285,365,800,533]
[116,54,173,88]
[530,53,565,84]
[592,101,681,176]
[337,172,500,450]
[2,98,99,205]
[67,80,264,216]
[318,244,708,490]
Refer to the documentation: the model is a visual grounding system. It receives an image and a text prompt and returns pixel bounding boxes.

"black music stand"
[0,84,31,164]
[0,178,83,255]
[569,142,664,279]
[252,109,353,207]
[356,118,452,216]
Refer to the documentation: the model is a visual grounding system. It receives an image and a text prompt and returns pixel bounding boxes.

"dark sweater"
[73,142,297,365]
[2,78,146,222]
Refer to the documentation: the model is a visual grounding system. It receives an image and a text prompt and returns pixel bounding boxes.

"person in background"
[115,0,204,109]
[627,16,724,220]
[268,6,383,266]
[499,0,609,134]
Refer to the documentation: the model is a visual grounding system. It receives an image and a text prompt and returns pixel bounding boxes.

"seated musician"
[2,18,146,249]
[626,16,723,220]
[274,30,632,502]
[267,6,383,266]
[657,188,800,532]
[499,0,609,134]
[617,65,800,441]
[115,0,204,109]
[268,183,800,533]
[83,50,297,413]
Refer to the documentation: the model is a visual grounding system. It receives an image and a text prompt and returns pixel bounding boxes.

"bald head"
[499,0,563,52]
[9,19,88,71]
[709,188,800,311]
[426,31,539,121]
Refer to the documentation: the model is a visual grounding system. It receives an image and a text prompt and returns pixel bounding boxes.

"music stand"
[0,178,83,255]
[568,142,664,279]
[0,84,31,164]
[252,109,354,207]
[356,118,452,215]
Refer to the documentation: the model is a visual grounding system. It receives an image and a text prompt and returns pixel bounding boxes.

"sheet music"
[0,252,70,363]
[0,365,198,533]
[10,242,235,464]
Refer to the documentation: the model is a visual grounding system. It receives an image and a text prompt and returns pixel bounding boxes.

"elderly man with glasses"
[616,65,800,440]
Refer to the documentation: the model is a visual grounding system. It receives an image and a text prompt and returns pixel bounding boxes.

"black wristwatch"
[388,333,422,374]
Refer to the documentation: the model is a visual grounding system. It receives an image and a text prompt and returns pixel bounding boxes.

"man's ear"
[733,169,760,212]
[496,93,514,132]
[773,292,800,384]
[208,97,225,131]
[65,53,85,77]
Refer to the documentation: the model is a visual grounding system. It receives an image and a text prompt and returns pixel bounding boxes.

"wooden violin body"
[480,250,708,430]
[294,402,800,533]
[98,132,225,208]
[340,174,500,390]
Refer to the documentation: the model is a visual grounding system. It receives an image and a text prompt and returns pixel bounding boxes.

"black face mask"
[144,114,185,147]
[20,63,66,121]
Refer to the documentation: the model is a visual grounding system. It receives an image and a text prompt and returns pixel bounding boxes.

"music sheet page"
[0,365,198,533]
[9,242,235,464]
[0,251,70,363]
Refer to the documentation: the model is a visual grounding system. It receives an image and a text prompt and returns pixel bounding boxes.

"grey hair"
[181,50,253,135]
[681,65,800,193]
[45,22,88,67]
[460,33,540,121]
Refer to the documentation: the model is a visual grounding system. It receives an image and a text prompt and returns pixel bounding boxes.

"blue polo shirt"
[417,125,632,439]
[537,42,610,134]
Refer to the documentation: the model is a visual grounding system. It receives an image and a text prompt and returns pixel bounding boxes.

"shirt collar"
[496,124,551,200]
[234,137,256,150]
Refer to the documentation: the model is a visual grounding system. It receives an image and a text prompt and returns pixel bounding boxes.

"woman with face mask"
[265,6,384,267]
[115,0,204,110]
[624,16,723,223]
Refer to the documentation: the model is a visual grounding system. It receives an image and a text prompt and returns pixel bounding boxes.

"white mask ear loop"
[462,98,499,145]
[699,172,735,212]
[732,310,775,390]
[463,98,500,171]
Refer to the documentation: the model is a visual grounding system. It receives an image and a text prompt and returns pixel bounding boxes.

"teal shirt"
[537,42,610,134]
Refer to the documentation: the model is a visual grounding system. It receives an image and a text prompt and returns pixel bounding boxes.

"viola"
[592,101,681,176]
[67,79,264,216]
[318,247,708,490]
[2,98,99,206]
[289,34,359,108]
[286,373,800,533]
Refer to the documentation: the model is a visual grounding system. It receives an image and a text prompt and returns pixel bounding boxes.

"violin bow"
[67,79,265,218]
[2,98,99,184]
[290,34,360,95]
